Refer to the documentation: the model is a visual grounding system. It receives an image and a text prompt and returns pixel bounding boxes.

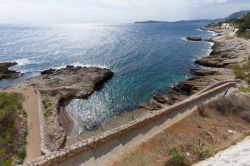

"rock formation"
[26,65,114,151]
[0,62,21,80]
[185,36,202,41]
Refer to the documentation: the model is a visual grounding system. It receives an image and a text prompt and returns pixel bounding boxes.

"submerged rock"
[0,62,21,80]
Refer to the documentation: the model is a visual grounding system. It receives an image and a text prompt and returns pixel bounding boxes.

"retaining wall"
[25,81,237,166]
[35,89,52,155]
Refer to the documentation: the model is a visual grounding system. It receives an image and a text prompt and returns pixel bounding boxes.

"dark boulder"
[186,36,202,41]
[0,62,21,80]
[41,68,56,75]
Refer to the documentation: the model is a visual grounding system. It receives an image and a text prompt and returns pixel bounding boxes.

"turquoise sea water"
[0,23,215,132]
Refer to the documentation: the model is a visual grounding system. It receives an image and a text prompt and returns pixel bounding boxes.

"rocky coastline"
[65,25,250,146]
[141,25,249,111]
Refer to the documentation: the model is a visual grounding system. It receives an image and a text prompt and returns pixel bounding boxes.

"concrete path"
[8,87,42,162]
[194,136,250,166]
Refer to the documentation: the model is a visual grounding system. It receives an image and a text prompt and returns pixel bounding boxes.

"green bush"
[0,92,22,123]
[169,147,184,163]
[17,147,26,160]
[0,159,12,166]
[233,56,250,84]
[0,92,26,165]
[235,12,250,39]
[193,140,208,158]
[42,99,53,109]
[239,87,250,93]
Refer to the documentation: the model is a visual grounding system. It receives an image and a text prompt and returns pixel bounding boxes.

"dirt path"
[8,86,42,162]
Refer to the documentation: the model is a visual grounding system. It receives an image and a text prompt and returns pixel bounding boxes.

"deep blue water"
[0,23,215,133]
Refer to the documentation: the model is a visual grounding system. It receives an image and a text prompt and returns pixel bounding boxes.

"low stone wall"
[35,89,52,155]
[25,81,237,166]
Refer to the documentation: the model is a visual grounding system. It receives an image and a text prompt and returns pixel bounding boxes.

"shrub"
[44,109,52,117]
[0,92,22,124]
[0,159,12,166]
[197,105,209,118]
[193,140,208,158]
[233,56,250,84]
[17,147,26,160]
[208,94,250,115]
[169,147,184,163]
[42,99,53,109]
[0,92,26,165]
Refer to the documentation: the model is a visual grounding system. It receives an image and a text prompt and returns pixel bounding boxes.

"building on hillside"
[221,23,239,33]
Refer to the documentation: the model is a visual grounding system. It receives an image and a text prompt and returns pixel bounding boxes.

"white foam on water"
[53,62,110,70]
[196,28,205,32]
[181,37,188,41]
[13,58,34,66]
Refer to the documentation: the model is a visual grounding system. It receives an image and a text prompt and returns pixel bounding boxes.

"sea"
[0,23,216,133]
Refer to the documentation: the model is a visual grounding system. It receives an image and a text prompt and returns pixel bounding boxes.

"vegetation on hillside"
[223,12,250,39]
[0,92,27,166]
[234,56,250,84]
[235,13,250,39]
[113,94,250,166]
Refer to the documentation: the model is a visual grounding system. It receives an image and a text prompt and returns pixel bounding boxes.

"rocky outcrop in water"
[0,62,21,80]
[186,36,202,41]
[26,65,114,151]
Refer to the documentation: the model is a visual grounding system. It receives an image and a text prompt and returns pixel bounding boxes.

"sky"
[0,0,250,23]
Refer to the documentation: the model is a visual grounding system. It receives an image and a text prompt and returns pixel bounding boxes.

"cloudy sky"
[0,0,250,23]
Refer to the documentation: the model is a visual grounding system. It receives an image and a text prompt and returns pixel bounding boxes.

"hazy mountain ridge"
[135,10,250,24]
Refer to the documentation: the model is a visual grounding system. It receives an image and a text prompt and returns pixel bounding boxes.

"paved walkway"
[194,136,250,166]
[8,87,42,162]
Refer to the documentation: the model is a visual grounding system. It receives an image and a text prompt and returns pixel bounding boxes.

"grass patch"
[113,150,156,166]
[239,87,250,93]
[238,32,250,39]
[42,98,53,117]
[193,140,208,159]
[0,92,27,165]
[233,56,250,84]
[169,147,185,163]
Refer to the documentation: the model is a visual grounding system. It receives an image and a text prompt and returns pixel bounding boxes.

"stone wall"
[35,89,52,155]
[25,81,237,166]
